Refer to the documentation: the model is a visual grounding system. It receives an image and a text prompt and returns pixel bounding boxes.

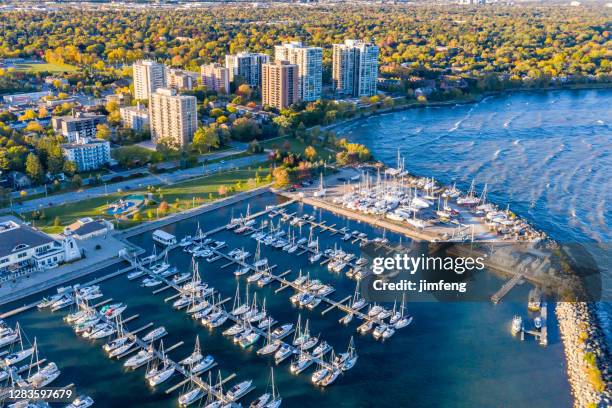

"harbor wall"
[556,302,611,408]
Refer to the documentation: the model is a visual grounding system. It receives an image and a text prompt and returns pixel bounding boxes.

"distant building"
[149,88,197,148]
[64,217,114,240]
[106,93,132,107]
[0,219,81,276]
[61,136,111,172]
[225,52,270,88]
[120,103,149,132]
[2,91,51,107]
[262,60,299,110]
[200,63,230,94]
[45,97,77,108]
[275,42,322,102]
[132,60,167,100]
[167,68,199,91]
[52,112,106,143]
[44,77,69,87]
[332,39,379,97]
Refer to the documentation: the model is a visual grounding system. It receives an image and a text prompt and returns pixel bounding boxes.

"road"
[12,153,266,213]
[9,147,247,199]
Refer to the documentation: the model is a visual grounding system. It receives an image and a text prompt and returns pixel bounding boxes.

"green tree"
[231,118,261,142]
[71,174,83,188]
[96,124,112,140]
[192,126,220,153]
[63,160,77,176]
[25,153,44,183]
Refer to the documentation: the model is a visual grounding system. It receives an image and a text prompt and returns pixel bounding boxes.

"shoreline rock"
[556,301,611,407]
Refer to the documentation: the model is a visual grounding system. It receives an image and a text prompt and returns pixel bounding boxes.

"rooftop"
[0,220,56,259]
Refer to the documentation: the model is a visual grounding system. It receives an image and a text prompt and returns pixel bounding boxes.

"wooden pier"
[72,296,250,405]
[124,255,340,375]
[491,273,523,304]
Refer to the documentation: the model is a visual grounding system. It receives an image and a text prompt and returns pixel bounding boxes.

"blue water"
[337,88,612,342]
[1,193,572,407]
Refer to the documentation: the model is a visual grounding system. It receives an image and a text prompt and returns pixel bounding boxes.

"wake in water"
[448,106,476,132]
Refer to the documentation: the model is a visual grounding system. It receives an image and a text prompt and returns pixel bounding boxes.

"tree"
[0,151,9,171]
[24,121,44,133]
[272,167,290,188]
[63,160,77,176]
[247,139,263,153]
[236,84,252,99]
[71,174,83,188]
[53,216,61,227]
[304,146,317,161]
[192,126,220,153]
[231,118,261,142]
[158,201,169,214]
[25,153,44,183]
[218,185,227,196]
[19,109,37,121]
[96,124,112,140]
[47,150,64,175]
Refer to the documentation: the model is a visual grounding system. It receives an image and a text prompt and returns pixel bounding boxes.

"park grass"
[14,62,79,73]
[260,136,337,162]
[27,164,271,233]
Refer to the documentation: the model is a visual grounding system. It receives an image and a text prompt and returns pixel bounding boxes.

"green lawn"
[26,164,271,232]
[260,136,337,161]
[14,62,79,73]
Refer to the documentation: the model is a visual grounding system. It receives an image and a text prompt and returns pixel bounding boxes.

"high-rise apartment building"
[332,40,379,97]
[133,60,167,100]
[262,61,299,110]
[120,103,149,132]
[225,53,270,88]
[274,42,322,102]
[52,112,107,143]
[200,63,230,94]
[149,88,197,148]
[167,68,198,91]
[61,137,111,172]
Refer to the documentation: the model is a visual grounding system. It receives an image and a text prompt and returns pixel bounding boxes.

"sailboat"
[311,356,330,385]
[393,294,413,329]
[308,236,322,263]
[27,345,61,388]
[339,336,358,370]
[147,341,176,387]
[180,336,203,366]
[178,380,204,407]
[250,367,281,408]
[4,327,35,366]
[257,320,280,356]
[0,322,21,349]
[457,179,480,205]
[313,173,326,197]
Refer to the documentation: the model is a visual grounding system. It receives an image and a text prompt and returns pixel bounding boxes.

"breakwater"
[557,302,611,407]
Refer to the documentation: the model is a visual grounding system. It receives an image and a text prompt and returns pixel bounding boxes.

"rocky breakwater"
[557,301,611,407]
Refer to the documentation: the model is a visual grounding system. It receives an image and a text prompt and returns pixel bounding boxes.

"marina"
[0,190,573,407]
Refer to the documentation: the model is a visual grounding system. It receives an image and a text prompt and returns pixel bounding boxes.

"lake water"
[336,88,612,345]
[2,192,573,407]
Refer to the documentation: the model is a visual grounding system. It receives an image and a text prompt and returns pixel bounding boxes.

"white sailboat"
[4,328,35,366]
[180,336,203,366]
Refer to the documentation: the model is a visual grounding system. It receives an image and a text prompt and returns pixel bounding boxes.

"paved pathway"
[11,154,266,213]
